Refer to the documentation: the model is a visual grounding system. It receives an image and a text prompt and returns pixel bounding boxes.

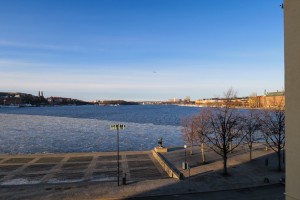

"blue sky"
[0,0,284,101]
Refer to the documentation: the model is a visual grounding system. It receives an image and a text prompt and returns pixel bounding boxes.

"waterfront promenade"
[0,144,285,200]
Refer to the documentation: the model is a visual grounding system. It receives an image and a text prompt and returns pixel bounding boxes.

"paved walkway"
[159,143,285,191]
[0,144,286,200]
[0,151,168,186]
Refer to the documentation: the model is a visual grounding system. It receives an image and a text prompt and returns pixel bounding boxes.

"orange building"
[249,91,285,108]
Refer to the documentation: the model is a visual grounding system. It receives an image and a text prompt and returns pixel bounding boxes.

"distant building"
[195,90,284,108]
[249,90,285,108]
[168,98,182,104]
[47,97,72,105]
[184,96,191,103]
[195,98,219,106]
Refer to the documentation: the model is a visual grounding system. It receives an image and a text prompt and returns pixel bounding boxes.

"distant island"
[0,91,142,107]
[0,91,92,107]
[96,100,140,106]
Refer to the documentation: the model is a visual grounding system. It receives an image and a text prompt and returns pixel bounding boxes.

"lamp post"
[184,145,187,163]
[110,124,125,186]
[183,145,187,169]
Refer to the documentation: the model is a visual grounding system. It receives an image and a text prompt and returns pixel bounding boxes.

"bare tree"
[248,92,258,108]
[241,109,261,161]
[181,115,198,155]
[260,106,285,171]
[204,88,245,175]
[194,108,212,163]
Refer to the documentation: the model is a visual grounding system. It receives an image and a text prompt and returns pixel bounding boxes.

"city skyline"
[0,0,284,101]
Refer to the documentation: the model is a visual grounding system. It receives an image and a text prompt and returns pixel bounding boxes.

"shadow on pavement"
[120,149,285,200]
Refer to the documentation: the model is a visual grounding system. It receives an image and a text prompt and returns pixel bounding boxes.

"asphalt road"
[125,184,285,200]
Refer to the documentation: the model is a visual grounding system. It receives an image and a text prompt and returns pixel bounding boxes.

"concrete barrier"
[154,147,168,153]
[152,150,183,180]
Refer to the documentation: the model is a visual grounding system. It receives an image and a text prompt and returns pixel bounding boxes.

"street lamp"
[110,123,125,186]
[184,145,187,163]
[182,145,187,170]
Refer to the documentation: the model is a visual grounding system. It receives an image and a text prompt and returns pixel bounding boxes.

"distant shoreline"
[176,104,275,110]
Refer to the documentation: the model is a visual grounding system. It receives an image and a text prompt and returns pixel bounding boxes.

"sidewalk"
[158,143,285,192]
[0,143,285,200]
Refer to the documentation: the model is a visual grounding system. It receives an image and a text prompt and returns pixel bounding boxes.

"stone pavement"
[0,144,286,200]
[0,151,168,186]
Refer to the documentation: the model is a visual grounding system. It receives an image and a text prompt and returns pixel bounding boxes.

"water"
[0,105,201,154]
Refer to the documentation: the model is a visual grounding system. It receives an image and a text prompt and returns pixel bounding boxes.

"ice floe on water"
[0,114,183,154]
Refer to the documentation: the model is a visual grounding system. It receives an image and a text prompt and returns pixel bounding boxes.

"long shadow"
[167,146,185,152]
[121,149,285,200]
[181,144,266,169]
[189,151,285,180]
[122,184,285,200]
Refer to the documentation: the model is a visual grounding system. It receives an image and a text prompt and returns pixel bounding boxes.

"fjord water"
[0,105,201,154]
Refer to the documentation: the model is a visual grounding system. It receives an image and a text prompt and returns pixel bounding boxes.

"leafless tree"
[203,88,245,175]
[260,106,285,171]
[181,115,198,155]
[241,109,262,161]
[194,108,212,163]
[248,92,258,108]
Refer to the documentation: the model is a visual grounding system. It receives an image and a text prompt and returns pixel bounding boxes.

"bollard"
[264,177,270,184]
[265,158,269,167]
[182,162,185,169]
[179,173,184,180]
[122,173,127,185]
[182,162,188,169]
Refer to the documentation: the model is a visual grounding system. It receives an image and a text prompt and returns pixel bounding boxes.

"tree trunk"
[190,142,193,155]
[277,149,282,171]
[223,152,228,176]
[201,143,205,163]
[282,148,285,164]
[249,144,252,161]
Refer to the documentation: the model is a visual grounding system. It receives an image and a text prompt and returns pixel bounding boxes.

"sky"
[0,0,284,101]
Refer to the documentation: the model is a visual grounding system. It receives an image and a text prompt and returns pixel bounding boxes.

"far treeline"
[97,100,139,106]
[0,92,92,106]
[181,88,285,176]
